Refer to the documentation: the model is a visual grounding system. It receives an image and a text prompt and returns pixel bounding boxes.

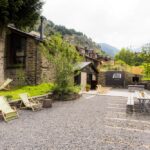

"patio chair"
[19,93,42,111]
[0,96,18,122]
[0,78,13,91]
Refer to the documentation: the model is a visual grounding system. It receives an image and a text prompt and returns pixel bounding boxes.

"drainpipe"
[40,16,46,40]
[35,16,46,84]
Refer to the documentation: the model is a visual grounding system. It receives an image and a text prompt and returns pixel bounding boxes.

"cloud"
[42,0,150,49]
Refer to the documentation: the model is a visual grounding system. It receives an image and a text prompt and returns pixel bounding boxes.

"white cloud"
[42,0,150,49]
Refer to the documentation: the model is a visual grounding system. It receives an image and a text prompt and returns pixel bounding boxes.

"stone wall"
[147,82,150,90]
[0,30,5,83]
[5,69,26,86]
[1,29,56,86]
[124,72,133,87]
[4,36,56,86]
[124,72,142,87]
[38,50,56,83]
[25,38,37,85]
[5,38,38,86]
[98,72,106,86]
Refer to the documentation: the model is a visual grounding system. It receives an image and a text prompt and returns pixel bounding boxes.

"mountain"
[33,19,101,50]
[132,47,142,52]
[32,18,109,57]
[99,43,119,57]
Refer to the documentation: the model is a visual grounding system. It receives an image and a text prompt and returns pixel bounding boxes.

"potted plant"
[86,84,91,92]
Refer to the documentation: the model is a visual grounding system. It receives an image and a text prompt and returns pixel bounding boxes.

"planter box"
[43,99,52,108]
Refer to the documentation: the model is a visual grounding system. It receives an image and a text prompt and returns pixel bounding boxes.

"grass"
[0,83,54,101]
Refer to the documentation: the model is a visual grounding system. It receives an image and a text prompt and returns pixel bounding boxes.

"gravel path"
[0,94,150,150]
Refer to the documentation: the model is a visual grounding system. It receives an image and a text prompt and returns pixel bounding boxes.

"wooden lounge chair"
[0,96,18,122]
[97,85,111,94]
[19,93,42,111]
[0,78,13,91]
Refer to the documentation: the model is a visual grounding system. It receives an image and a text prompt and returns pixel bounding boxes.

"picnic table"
[135,91,150,112]
[128,85,144,92]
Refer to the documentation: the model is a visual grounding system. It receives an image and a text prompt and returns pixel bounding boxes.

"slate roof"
[74,62,92,70]
[7,25,45,41]
[74,62,99,73]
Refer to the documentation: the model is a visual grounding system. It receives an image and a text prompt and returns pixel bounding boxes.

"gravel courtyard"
[0,94,150,150]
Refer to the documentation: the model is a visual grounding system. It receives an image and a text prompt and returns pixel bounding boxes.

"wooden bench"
[127,93,134,112]
[127,93,134,106]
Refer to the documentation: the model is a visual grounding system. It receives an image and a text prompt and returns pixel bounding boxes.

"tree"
[0,0,43,29]
[115,48,144,66]
[141,43,150,79]
[40,33,82,97]
[142,63,150,79]
[141,43,150,63]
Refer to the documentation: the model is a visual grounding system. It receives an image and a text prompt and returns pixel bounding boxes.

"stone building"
[0,25,55,86]
[0,25,110,88]
[74,46,112,90]
[76,46,101,67]
[74,62,99,91]
[98,71,143,88]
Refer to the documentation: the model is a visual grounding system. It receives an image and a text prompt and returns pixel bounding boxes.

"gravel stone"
[0,94,150,150]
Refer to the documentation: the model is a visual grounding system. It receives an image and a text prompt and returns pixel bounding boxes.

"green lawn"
[0,83,54,101]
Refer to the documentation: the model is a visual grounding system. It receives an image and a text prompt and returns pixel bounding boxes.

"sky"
[42,0,150,49]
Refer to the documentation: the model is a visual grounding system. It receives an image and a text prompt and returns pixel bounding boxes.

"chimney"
[40,16,45,40]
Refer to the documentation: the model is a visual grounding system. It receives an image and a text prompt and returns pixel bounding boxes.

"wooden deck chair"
[0,78,13,91]
[19,93,42,111]
[0,96,18,122]
[97,85,110,94]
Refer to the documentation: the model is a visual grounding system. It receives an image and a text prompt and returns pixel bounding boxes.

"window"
[6,33,26,68]
[113,73,122,79]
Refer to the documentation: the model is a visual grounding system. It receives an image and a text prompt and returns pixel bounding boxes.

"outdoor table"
[128,85,144,92]
[135,91,150,112]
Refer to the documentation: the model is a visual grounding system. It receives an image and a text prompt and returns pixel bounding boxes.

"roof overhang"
[7,25,44,42]
[74,62,99,73]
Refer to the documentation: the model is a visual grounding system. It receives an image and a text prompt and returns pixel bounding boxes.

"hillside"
[99,43,119,57]
[32,19,108,56]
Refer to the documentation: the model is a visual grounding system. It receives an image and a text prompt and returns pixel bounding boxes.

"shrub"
[85,84,91,91]
[40,33,82,96]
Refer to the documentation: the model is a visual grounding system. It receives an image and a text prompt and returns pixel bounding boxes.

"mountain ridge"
[99,43,119,57]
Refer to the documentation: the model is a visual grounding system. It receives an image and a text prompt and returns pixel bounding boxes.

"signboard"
[112,73,122,79]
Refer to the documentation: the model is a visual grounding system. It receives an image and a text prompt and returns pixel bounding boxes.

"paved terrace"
[0,90,150,149]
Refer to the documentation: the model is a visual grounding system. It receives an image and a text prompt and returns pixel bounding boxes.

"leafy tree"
[115,48,144,66]
[142,63,150,79]
[141,43,150,63]
[40,33,82,97]
[0,0,43,29]
[115,48,133,65]
[141,44,150,79]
